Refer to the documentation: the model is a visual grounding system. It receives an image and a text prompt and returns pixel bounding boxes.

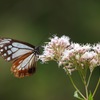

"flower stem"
[87,72,92,87]
[85,84,88,99]
[92,77,100,98]
[68,74,86,100]
[83,76,88,100]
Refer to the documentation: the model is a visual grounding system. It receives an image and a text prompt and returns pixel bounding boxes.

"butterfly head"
[34,46,41,55]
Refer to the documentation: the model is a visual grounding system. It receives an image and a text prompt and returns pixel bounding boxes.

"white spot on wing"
[4,46,7,50]
[7,57,11,61]
[12,49,32,59]
[0,41,10,44]
[29,56,36,66]
[11,48,18,52]
[19,60,22,64]
[8,45,12,48]
[17,57,32,70]
[24,64,29,69]
[7,50,12,55]
[0,45,3,47]
[16,65,20,70]
[4,53,7,56]
[12,42,33,49]
[19,68,22,70]
[0,49,3,52]
[21,54,33,68]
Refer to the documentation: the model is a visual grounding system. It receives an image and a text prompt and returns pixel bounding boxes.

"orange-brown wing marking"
[11,53,36,78]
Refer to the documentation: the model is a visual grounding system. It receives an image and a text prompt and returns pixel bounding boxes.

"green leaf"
[88,92,93,100]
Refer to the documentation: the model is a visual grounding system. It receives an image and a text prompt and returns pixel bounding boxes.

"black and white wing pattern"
[0,38,39,78]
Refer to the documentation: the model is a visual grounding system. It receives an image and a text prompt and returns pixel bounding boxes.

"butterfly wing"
[0,38,35,61]
[0,38,38,78]
[11,53,37,78]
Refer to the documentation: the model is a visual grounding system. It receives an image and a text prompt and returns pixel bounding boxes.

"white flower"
[89,59,99,72]
[71,43,91,53]
[93,43,100,53]
[58,35,70,47]
[71,43,81,50]
[75,54,80,60]
[39,45,55,62]
[39,35,100,74]
[62,49,75,61]
[58,49,73,66]
[50,35,70,47]
[81,51,97,60]
[39,35,71,63]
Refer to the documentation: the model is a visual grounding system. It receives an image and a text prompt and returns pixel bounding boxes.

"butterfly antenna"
[37,33,52,46]
[36,33,52,54]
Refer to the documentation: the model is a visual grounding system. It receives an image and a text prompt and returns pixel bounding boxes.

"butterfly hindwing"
[11,53,36,78]
[0,38,39,78]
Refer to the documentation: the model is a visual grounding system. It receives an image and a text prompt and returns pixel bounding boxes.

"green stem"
[85,84,88,99]
[92,77,100,98]
[83,76,88,100]
[78,70,84,85]
[68,74,86,100]
[87,72,92,87]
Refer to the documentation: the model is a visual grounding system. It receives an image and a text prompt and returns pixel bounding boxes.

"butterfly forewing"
[0,38,35,61]
[0,38,39,78]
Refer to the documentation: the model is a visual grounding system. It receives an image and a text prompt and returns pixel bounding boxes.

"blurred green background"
[0,0,100,100]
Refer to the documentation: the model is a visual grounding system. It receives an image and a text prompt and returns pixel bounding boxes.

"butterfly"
[0,38,40,78]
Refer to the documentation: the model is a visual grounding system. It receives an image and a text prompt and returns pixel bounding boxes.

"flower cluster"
[39,35,70,62]
[39,35,100,74]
